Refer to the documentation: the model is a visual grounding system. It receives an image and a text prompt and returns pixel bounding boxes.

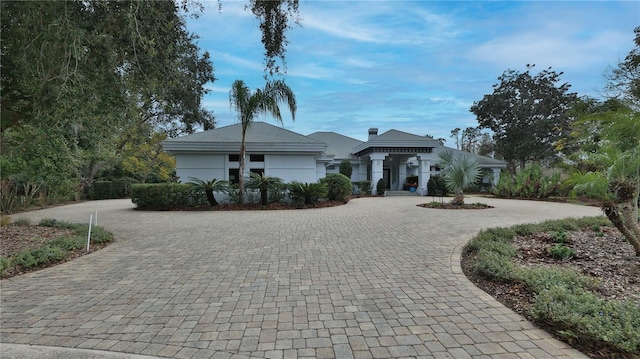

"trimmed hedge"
[89,178,137,200]
[130,183,208,210]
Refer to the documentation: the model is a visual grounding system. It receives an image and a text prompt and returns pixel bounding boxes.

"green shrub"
[352,181,372,195]
[522,267,593,293]
[320,173,352,201]
[39,218,57,227]
[12,246,66,268]
[530,286,640,354]
[376,178,387,195]
[427,175,448,196]
[339,160,353,179]
[289,182,328,206]
[472,248,519,282]
[551,231,569,243]
[493,164,561,199]
[89,178,137,200]
[131,183,208,210]
[549,244,576,260]
[13,217,30,226]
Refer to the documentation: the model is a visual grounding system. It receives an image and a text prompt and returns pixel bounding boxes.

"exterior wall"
[267,154,318,183]
[175,153,226,183]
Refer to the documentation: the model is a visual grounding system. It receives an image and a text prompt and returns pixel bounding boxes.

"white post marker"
[87,214,93,253]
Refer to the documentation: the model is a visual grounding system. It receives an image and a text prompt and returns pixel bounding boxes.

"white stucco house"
[162,122,507,195]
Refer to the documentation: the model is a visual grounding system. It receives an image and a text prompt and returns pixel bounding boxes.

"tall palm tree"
[229,79,296,203]
[438,150,482,205]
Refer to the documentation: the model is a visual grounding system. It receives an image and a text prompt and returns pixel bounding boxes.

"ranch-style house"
[162,122,507,195]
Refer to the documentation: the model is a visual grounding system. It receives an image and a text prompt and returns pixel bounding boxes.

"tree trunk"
[603,201,640,256]
[238,140,245,204]
[452,190,465,205]
[261,186,268,206]
[205,189,218,206]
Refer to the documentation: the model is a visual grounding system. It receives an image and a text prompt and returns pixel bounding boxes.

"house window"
[249,154,264,162]
[229,168,239,184]
[229,154,240,162]
[250,168,264,176]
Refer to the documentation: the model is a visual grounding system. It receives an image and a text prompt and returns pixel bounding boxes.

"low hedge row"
[463,216,639,356]
[131,183,208,210]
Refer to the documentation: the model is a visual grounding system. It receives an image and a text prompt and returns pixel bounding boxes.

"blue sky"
[186,1,639,142]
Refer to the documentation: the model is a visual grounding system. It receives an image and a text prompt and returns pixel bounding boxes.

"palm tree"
[229,79,296,203]
[245,172,284,206]
[187,177,230,206]
[438,150,482,205]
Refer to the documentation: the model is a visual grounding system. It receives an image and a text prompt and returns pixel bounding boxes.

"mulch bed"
[462,225,640,358]
[1,225,111,279]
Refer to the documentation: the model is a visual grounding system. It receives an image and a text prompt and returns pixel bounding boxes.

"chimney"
[368,128,378,141]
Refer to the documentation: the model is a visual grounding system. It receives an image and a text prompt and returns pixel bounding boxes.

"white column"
[492,168,501,187]
[417,154,431,196]
[370,152,387,195]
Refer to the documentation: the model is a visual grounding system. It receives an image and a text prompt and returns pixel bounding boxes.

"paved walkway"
[1,196,601,358]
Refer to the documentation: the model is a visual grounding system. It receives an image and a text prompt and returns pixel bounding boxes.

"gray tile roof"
[165,122,322,144]
[307,132,363,160]
[163,122,326,153]
[352,129,442,155]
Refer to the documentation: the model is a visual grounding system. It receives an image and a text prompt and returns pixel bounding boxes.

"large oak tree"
[470,65,577,172]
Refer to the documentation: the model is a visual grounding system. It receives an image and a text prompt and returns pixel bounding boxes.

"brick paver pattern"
[1,197,601,358]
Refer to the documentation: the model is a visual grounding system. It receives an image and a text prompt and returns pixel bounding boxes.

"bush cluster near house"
[131,175,371,210]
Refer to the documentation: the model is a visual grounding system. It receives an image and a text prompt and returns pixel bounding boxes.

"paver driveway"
[1,196,601,358]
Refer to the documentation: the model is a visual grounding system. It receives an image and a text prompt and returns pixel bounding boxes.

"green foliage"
[288,182,328,206]
[187,177,230,206]
[1,215,11,226]
[549,244,576,260]
[339,160,353,179]
[464,216,639,355]
[319,173,352,202]
[492,163,561,199]
[0,180,19,214]
[352,181,371,195]
[245,172,284,205]
[39,218,57,227]
[551,231,569,243]
[472,245,519,282]
[376,178,387,195]
[1,1,214,200]
[471,64,578,168]
[2,221,114,277]
[522,267,593,294]
[131,183,208,210]
[89,179,136,200]
[427,175,448,196]
[438,150,481,204]
[13,218,30,226]
[229,79,296,204]
[530,286,640,354]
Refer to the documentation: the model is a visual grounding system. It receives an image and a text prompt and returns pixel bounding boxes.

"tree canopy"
[1,1,214,199]
[470,65,577,172]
